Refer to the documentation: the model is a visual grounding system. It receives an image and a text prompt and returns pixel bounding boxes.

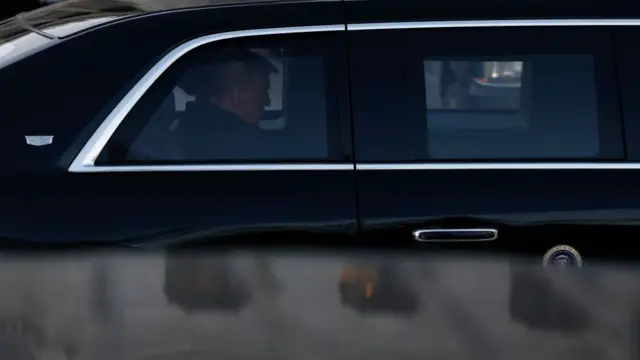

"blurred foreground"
[0,251,639,360]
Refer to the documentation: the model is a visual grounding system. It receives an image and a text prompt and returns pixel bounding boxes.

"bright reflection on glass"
[424,59,523,111]
[477,61,523,87]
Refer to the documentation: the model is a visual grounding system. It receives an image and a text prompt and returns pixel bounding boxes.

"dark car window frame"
[612,26,640,161]
[69,25,353,173]
[347,21,626,166]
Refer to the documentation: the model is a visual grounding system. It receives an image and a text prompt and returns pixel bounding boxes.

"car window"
[96,32,345,165]
[349,26,624,162]
[425,60,522,112]
[424,55,599,159]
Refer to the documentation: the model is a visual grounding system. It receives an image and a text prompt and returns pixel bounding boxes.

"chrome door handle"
[413,228,498,242]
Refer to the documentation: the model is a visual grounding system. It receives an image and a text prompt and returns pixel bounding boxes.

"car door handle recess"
[413,229,498,242]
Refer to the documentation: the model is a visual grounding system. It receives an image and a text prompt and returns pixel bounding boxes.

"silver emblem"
[543,245,583,268]
[25,135,53,146]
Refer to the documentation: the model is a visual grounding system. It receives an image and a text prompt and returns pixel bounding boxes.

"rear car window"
[348,26,625,162]
[425,60,522,111]
[423,56,599,159]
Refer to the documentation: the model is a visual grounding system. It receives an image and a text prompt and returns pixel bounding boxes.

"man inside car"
[177,48,278,160]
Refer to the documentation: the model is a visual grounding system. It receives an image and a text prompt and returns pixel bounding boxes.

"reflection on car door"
[348,21,638,332]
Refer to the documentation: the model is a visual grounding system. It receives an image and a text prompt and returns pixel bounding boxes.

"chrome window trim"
[68,24,346,173]
[77,164,353,173]
[69,19,640,173]
[347,19,640,31]
[356,163,640,170]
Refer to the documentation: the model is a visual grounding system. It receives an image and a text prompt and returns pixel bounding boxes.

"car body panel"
[0,0,638,258]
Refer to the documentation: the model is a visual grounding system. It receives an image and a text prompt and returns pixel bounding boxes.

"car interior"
[125,49,286,161]
[122,48,331,162]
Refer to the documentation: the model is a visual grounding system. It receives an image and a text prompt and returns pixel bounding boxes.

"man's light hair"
[206,49,278,98]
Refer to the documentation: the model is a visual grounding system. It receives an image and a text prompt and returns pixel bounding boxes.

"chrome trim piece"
[71,164,353,173]
[413,228,498,242]
[347,19,640,31]
[70,19,640,173]
[356,163,640,170]
[68,24,345,173]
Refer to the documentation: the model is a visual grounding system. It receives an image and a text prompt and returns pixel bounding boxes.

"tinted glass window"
[97,32,345,165]
[349,27,624,162]
[424,56,599,159]
[425,60,522,111]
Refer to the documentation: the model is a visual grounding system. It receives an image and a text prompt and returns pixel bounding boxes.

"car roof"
[7,0,640,43]
[24,0,337,18]
[7,0,338,40]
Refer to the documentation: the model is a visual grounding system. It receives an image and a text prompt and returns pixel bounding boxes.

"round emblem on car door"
[542,245,583,268]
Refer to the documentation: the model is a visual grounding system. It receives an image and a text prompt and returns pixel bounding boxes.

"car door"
[347,20,637,329]
[0,2,357,247]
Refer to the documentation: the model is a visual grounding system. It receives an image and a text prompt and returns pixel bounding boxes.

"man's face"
[234,70,271,124]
